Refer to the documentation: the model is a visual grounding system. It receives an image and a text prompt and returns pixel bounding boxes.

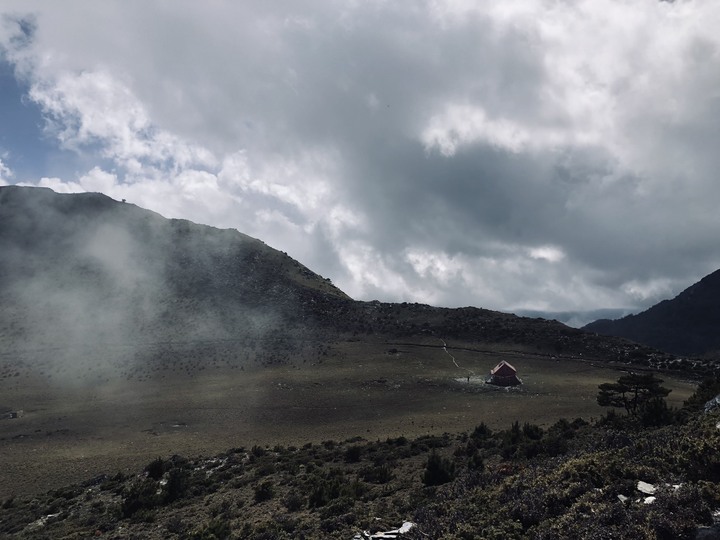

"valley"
[1,187,718,538]
[0,336,696,498]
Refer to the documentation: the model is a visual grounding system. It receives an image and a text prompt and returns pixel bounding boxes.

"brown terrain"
[0,336,697,498]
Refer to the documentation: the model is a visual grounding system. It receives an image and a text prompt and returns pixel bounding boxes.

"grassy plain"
[0,337,696,497]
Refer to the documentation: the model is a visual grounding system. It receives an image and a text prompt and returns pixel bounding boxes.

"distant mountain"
[584,269,720,356]
[514,308,634,329]
[0,185,693,372]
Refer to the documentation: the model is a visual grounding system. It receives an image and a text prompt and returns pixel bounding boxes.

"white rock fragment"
[354,522,416,539]
[398,522,414,533]
[637,481,656,495]
[643,496,656,504]
[617,494,629,503]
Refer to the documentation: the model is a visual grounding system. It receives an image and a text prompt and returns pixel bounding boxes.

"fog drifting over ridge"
[0,186,340,386]
[2,1,720,314]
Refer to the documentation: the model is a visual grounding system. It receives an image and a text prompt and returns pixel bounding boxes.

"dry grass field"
[0,336,696,498]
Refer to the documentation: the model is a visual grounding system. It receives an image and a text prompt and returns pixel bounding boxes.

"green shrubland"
[1,378,719,539]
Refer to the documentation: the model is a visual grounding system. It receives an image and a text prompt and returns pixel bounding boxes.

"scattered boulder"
[353,522,416,539]
[704,394,720,414]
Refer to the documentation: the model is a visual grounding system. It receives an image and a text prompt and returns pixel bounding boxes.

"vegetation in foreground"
[1,377,719,540]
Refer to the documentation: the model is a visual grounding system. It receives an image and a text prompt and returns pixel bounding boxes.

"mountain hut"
[486,360,522,386]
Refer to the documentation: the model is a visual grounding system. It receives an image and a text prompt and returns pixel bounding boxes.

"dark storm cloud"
[2,0,720,312]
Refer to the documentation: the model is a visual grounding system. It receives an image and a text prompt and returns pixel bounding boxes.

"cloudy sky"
[1,1,720,322]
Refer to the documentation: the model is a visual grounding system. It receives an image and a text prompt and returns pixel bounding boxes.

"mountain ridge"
[0,185,351,349]
[584,269,720,356]
[0,185,711,376]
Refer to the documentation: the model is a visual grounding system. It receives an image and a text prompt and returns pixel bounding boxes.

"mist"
[0,185,331,388]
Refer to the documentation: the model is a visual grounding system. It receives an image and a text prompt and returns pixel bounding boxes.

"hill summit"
[0,185,349,348]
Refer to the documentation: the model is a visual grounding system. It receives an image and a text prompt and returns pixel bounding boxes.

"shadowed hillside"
[584,270,720,357]
[1,185,692,374]
[0,185,350,349]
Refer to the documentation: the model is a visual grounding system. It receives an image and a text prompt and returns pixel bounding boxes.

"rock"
[704,394,720,414]
[355,522,416,539]
[398,523,414,533]
[637,480,656,495]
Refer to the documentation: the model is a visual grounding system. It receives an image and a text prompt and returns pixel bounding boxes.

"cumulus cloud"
[2,0,720,314]
[0,157,11,185]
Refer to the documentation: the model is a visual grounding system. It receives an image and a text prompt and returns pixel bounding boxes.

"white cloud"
[219,149,336,216]
[2,0,720,314]
[338,240,421,302]
[621,277,677,304]
[528,246,565,263]
[0,158,12,185]
[28,70,217,175]
[77,167,117,193]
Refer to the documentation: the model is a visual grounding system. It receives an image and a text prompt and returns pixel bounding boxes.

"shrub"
[360,464,393,484]
[423,452,455,486]
[344,445,363,463]
[121,480,161,518]
[468,451,484,471]
[284,490,304,512]
[682,375,720,417]
[522,422,544,440]
[255,462,276,477]
[308,478,341,508]
[254,481,275,503]
[640,398,675,427]
[191,517,231,540]
[251,445,267,457]
[145,457,167,480]
[322,440,337,450]
[164,468,189,503]
[320,496,354,519]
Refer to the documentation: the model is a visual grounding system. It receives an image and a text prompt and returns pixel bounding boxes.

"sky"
[1,1,720,323]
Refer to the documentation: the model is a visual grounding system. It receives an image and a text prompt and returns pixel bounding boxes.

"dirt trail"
[439,339,473,378]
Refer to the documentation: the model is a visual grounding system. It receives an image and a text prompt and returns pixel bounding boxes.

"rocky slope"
[0,185,715,376]
[0,186,696,368]
[0,185,348,348]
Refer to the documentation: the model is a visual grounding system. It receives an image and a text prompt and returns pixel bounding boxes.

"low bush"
[254,480,275,503]
[423,451,455,486]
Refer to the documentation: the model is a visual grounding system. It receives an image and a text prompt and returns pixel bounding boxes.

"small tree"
[597,373,671,416]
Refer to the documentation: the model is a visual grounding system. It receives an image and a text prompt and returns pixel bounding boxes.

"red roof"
[490,361,517,377]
